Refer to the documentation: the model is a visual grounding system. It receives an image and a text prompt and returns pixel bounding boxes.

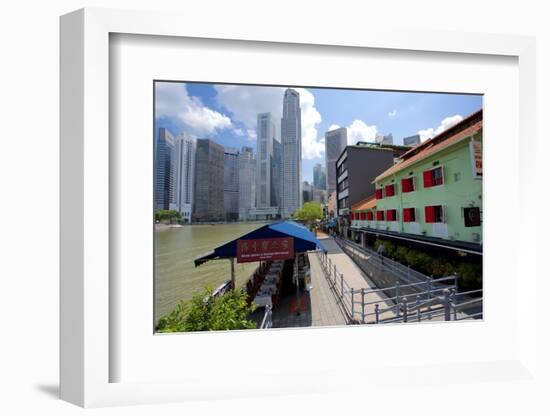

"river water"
[154,222,265,324]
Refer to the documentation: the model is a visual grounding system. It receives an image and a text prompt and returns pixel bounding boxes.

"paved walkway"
[307,251,348,327]
[317,235,397,322]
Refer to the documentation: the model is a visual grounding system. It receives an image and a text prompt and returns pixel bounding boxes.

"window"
[423,166,444,188]
[425,205,445,223]
[376,210,385,221]
[375,188,383,199]
[366,211,374,221]
[386,209,397,221]
[403,207,416,222]
[401,177,415,193]
[360,212,366,220]
[385,184,396,197]
[464,207,481,227]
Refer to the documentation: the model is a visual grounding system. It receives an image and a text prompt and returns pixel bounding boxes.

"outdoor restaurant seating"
[248,259,284,308]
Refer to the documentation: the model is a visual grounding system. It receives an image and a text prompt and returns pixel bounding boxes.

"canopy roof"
[194,220,324,266]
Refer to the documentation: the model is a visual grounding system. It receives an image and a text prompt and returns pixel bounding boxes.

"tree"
[155,209,182,224]
[292,202,323,225]
[156,287,257,333]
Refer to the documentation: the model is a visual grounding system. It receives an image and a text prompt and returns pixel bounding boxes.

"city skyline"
[155,81,482,183]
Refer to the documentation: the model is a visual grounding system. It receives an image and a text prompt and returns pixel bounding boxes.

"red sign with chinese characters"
[236,237,294,263]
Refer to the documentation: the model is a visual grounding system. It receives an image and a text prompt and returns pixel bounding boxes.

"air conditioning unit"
[472,232,480,242]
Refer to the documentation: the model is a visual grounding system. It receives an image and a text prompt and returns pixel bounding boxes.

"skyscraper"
[281,89,302,217]
[238,146,256,220]
[223,147,240,221]
[313,163,326,190]
[194,139,225,222]
[173,133,196,223]
[271,138,282,207]
[403,134,421,146]
[325,127,347,196]
[155,127,175,210]
[256,113,277,208]
[375,133,394,145]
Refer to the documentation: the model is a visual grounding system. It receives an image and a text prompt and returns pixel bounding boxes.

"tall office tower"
[313,163,326,190]
[155,127,175,210]
[281,88,302,217]
[238,146,256,220]
[194,139,225,222]
[256,113,277,208]
[302,181,313,203]
[271,138,282,207]
[173,133,196,223]
[324,127,347,196]
[403,134,421,146]
[375,133,394,145]
[223,147,240,221]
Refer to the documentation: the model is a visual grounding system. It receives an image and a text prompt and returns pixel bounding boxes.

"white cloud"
[214,85,324,160]
[156,82,232,135]
[417,114,463,142]
[246,129,257,143]
[388,109,397,117]
[327,124,341,132]
[347,120,378,144]
[233,128,245,136]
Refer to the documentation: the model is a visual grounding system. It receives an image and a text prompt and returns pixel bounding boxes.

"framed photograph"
[60,7,538,408]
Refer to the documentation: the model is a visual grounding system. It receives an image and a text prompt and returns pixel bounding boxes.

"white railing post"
[427,276,433,320]
[351,288,355,318]
[395,281,401,317]
[361,288,366,324]
[416,295,421,322]
[375,304,380,324]
[452,288,458,321]
[340,273,344,298]
[402,297,408,323]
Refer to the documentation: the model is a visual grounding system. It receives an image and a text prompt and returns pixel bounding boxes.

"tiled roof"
[374,110,482,183]
[351,194,377,211]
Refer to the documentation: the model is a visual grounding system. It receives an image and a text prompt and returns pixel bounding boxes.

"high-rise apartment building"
[281,89,302,217]
[223,147,240,221]
[194,139,225,222]
[173,133,196,223]
[313,163,326,190]
[238,146,256,220]
[155,127,175,210]
[256,113,277,208]
[325,127,347,196]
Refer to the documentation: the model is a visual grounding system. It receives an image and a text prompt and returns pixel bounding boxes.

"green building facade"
[350,110,483,253]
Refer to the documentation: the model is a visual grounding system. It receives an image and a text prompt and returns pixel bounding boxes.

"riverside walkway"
[311,233,398,322]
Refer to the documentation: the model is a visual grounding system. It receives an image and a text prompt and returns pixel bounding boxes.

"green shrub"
[156,287,257,333]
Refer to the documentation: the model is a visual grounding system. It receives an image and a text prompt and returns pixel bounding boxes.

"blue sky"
[155,81,482,183]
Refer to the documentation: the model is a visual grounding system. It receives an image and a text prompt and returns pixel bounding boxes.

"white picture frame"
[60,7,539,408]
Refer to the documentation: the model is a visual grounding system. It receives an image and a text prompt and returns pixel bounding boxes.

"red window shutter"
[401,178,408,192]
[386,210,392,221]
[367,211,373,220]
[375,189,383,199]
[403,208,410,222]
[425,206,435,223]
[361,212,366,220]
[423,170,433,188]
[377,210,384,221]
[385,185,394,197]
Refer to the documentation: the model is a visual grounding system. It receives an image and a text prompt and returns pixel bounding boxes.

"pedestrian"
[377,242,386,264]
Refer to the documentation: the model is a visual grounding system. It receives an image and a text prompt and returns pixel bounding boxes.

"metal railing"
[259,305,273,329]
[315,243,482,324]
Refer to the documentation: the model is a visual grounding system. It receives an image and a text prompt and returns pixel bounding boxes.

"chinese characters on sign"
[236,237,294,263]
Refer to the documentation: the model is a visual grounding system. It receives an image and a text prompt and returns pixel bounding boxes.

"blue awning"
[194,220,325,266]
